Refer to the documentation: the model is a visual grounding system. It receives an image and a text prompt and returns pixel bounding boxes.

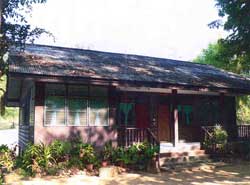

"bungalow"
[5,44,250,161]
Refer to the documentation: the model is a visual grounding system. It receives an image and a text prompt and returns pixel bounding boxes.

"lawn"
[4,161,250,185]
[0,122,17,130]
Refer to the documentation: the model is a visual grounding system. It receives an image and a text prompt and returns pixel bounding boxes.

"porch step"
[160,149,206,158]
[159,151,209,166]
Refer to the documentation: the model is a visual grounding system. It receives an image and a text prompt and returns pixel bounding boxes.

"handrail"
[146,128,160,146]
[201,126,213,138]
[117,127,160,148]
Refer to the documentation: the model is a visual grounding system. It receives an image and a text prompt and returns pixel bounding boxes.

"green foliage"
[1,0,51,74]
[21,143,55,175]
[198,0,250,123]
[0,144,14,172]
[102,142,114,161]
[194,42,250,124]
[213,125,228,145]
[210,0,250,58]
[0,75,18,125]
[111,142,159,169]
[79,144,97,165]
[18,140,159,176]
[49,140,71,162]
[204,125,228,153]
[194,41,246,74]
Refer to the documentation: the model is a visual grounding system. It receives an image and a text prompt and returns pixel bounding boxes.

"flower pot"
[86,164,94,171]
[101,161,108,167]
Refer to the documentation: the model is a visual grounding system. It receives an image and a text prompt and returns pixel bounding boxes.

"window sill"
[43,125,110,127]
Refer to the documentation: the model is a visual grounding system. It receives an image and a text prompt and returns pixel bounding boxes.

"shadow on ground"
[5,161,250,185]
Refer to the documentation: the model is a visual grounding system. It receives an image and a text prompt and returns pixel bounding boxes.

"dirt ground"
[4,161,250,185]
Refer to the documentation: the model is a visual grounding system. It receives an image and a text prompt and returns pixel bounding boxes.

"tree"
[194,42,250,124]
[209,0,250,74]
[0,0,50,116]
[0,0,50,77]
[194,41,249,75]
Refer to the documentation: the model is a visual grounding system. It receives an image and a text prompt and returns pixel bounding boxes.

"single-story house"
[5,44,250,158]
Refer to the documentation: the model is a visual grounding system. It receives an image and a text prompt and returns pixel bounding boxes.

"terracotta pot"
[101,161,108,167]
[86,164,94,171]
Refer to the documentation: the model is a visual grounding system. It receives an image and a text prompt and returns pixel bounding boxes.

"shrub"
[102,142,113,162]
[204,125,228,153]
[80,144,97,166]
[0,145,14,172]
[21,143,55,175]
[111,142,159,169]
[49,140,71,162]
[214,125,228,145]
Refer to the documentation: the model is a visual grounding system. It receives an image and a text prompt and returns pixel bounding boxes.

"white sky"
[28,0,226,60]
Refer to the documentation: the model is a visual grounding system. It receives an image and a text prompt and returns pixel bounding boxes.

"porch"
[116,88,237,165]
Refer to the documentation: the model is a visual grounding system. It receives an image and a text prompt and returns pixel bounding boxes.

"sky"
[28,0,227,61]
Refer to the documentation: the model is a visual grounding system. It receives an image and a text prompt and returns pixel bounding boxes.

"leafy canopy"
[0,0,50,76]
[209,0,250,73]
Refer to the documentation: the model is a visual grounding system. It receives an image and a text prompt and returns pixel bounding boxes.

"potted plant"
[80,144,96,171]
[101,143,113,167]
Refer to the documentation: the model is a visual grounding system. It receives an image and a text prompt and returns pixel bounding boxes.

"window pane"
[68,85,88,97]
[45,96,65,111]
[68,98,87,126]
[89,86,108,97]
[45,110,65,125]
[89,99,108,126]
[46,84,66,96]
[45,96,65,125]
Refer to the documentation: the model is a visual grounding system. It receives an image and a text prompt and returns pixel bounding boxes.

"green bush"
[49,140,71,162]
[102,142,113,162]
[204,125,228,153]
[21,143,55,175]
[79,144,97,166]
[111,142,159,169]
[214,125,228,145]
[0,145,14,172]
[19,140,160,176]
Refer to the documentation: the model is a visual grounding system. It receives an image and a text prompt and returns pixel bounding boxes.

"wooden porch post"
[172,89,179,147]
[219,93,225,126]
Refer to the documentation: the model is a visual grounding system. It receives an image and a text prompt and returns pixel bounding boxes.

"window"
[45,84,66,126]
[68,98,87,126]
[45,96,66,125]
[89,99,108,126]
[44,84,109,126]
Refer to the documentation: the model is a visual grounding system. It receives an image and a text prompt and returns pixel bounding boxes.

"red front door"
[135,104,150,129]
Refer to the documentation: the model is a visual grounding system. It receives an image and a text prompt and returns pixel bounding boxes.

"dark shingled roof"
[8,44,250,92]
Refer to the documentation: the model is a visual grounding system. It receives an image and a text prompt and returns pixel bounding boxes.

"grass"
[0,122,17,130]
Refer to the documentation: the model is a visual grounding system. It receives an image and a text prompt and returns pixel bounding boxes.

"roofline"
[8,71,250,95]
[24,43,212,67]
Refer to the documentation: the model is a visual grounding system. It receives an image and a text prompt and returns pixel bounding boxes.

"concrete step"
[160,159,213,172]
[159,152,209,166]
[160,149,206,158]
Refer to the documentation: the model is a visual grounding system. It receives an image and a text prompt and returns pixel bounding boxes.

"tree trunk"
[0,0,3,33]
